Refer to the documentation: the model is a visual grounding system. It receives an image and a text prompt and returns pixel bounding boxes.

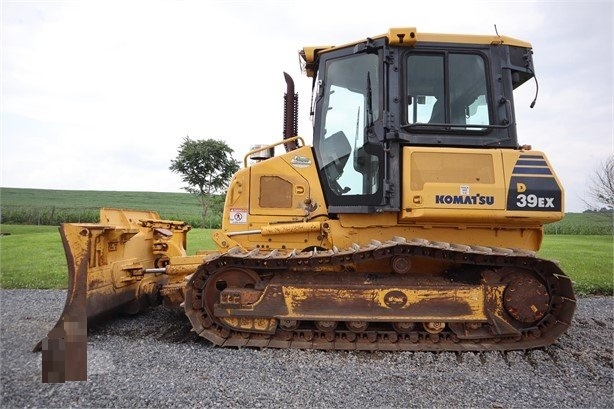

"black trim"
[506,176,562,211]
[312,41,389,212]
[515,159,548,166]
[512,167,552,175]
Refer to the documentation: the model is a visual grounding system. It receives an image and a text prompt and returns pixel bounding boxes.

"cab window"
[317,53,381,197]
[406,53,490,129]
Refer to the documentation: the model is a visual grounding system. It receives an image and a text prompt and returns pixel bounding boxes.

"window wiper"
[366,72,374,127]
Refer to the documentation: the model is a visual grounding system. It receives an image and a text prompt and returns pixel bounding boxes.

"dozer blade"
[34,208,190,381]
[37,222,89,381]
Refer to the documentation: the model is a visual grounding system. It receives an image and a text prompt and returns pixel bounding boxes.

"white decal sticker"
[460,185,470,196]
[229,208,248,224]
[291,156,311,168]
[516,194,555,208]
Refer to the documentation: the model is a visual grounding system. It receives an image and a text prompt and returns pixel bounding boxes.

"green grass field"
[0,224,611,295]
[0,225,66,288]
[0,187,224,228]
[537,235,612,295]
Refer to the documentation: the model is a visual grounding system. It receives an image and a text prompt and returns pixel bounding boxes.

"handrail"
[243,136,305,167]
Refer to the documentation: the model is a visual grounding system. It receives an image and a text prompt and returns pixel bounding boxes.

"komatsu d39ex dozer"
[38,28,576,365]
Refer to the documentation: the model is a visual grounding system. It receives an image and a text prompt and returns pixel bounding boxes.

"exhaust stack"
[283,72,299,152]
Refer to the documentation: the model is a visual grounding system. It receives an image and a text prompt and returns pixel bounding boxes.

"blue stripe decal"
[516,160,548,166]
[512,167,553,175]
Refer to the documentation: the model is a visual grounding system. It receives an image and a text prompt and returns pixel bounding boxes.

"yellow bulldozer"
[37,28,576,375]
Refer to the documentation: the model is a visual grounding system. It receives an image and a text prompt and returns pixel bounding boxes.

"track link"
[184,237,576,351]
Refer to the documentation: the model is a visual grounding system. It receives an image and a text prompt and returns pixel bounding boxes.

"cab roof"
[301,27,532,77]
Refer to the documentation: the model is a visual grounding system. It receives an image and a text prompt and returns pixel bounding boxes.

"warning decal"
[229,208,248,224]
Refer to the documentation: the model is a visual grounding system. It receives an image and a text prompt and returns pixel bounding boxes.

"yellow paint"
[214,146,330,251]
[486,285,507,320]
[261,221,322,236]
[374,146,564,250]
[212,145,559,254]
[301,28,532,77]
[280,286,487,321]
[220,317,277,332]
[328,218,543,252]
[57,209,191,321]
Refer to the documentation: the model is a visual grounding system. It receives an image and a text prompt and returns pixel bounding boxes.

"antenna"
[493,24,504,45]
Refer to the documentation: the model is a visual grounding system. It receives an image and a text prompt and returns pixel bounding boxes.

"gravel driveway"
[1,290,612,408]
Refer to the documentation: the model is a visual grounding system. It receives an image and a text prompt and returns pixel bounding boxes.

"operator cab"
[302,28,536,213]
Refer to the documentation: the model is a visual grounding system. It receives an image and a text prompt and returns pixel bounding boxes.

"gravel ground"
[1,290,612,408]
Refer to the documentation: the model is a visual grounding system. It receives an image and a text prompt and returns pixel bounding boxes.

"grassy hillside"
[0,187,224,228]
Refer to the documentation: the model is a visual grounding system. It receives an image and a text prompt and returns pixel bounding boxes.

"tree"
[585,155,614,210]
[170,137,240,227]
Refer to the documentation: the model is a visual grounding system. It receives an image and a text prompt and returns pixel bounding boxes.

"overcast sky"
[1,0,612,212]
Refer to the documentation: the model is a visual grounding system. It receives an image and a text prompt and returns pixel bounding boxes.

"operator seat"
[319,131,351,194]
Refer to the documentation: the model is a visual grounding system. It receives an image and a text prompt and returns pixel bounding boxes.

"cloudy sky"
[1,0,612,212]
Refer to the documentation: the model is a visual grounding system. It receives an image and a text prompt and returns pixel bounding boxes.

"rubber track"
[185,237,576,351]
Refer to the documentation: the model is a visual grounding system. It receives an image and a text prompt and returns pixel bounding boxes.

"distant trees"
[170,137,240,227]
[585,155,614,211]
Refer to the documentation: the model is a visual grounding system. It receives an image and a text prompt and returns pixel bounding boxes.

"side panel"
[221,166,251,230]
[400,147,564,224]
[404,148,505,211]
[218,146,330,251]
[249,153,312,217]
